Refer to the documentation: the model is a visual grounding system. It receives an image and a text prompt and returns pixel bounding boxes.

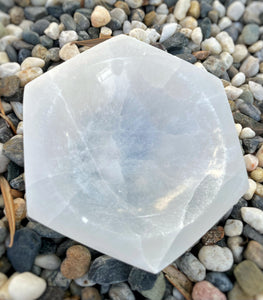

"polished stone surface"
[24,35,248,273]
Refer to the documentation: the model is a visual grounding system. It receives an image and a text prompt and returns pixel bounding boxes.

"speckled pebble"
[192,281,226,300]
[16,67,43,87]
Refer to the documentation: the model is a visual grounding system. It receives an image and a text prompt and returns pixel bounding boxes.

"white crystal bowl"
[24,35,248,273]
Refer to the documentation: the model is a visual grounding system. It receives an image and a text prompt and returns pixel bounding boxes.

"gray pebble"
[161,32,188,52]
[74,12,90,31]
[22,30,40,45]
[78,31,90,40]
[40,35,53,48]
[130,9,145,22]
[18,48,32,64]
[0,118,13,143]
[252,195,263,210]
[176,53,197,64]
[48,47,60,62]
[109,282,135,300]
[240,55,260,77]
[47,6,64,19]
[37,286,64,300]
[203,56,226,77]
[0,220,7,243]
[3,135,24,167]
[27,221,64,238]
[239,90,254,104]
[238,103,261,121]
[241,24,260,46]
[205,272,233,292]
[243,224,263,245]
[24,6,48,21]
[13,40,34,50]
[5,45,17,62]
[200,17,211,40]
[88,27,99,38]
[60,13,77,31]
[31,19,50,35]
[10,173,25,191]
[231,198,248,220]
[243,136,263,154]
[63,0,81,15]
[0,0,14,12]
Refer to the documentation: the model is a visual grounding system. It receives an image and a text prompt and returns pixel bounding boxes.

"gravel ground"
[0,0,263,299]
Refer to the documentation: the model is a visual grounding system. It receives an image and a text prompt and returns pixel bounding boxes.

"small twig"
[71,36,112,47]
[0,98,16,134]
[0,176,15,247]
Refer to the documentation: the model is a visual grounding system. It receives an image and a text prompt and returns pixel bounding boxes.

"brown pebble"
[255,182,263,197]
[91,6,111,28]
[0,76,20,97]
[144,11,156,27]
[115,1,130,15]
[9,6,24,25]
[81,287,101,300]
[250,167,263,182]
[13,197,26,222]
[60,245,91,279]
[192,50,210,60]
[244,240,263,269]
[234,260,263,296]
[31,44,50,64]
[188,0,200,19]
[202,226,224,245]
[228,283,253,300]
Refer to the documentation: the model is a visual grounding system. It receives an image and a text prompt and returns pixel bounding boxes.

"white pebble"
[0,35,19,51]
[211,24,221,37]
[34,254,61,270]
[180,28,192,38]
[0,52,9,65]
[110,8,127,24]
[59,43,80,61]
[227,236,244,263]
[248,40,263,53]
[231,72,246,87]
[243,178,257,200]
[224,219,243,237]
[216,31,235,54]
[160,23,178,43]
[232,44,248,63]
[44,22,60,40]
[218,16,232,30]
[174,0,191,21]
[21,57,45,70]
[0,144,10,174]
[5,24,23,39]
[235,123,242,136]
[153,14,167,25]
[19,20,34,32]
[131,20,147,30]
[220,51,233,70]
[100,26,112,36]
[59,30,78,48]
[129,28,150,43]
[213,0,226,17]
[191,27,202,45]
[166,13,176,23]
[198,245,233,272]
[224,85,243,100]
[123,20,131,34]
[241,207,263,234]
[227,1,245,21]
[156,3,169,15]
[249,81,263,101]
[240,127,256,139]
[240,56,259,78]
[125,0,143,9]
[0,62,20,78]
[244,154,259,172]
[16,67,43,87]
[146,28,160,43]
[201,37,222,54]
[8,272,46,300]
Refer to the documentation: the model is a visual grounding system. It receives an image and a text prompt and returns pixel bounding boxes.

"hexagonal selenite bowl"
[24,35,248,273]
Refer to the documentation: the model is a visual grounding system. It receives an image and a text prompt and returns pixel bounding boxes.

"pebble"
[129,28,150,43]
[22,30,40,46]
[252,195,263,210]
[176,252,206,282]
[227,236,244,263]
[228,282,253,300]
[227,1,244,21]
[59,30,78,47]
[17,48,30,64]
[5,45,17,63]
[218,17,232,31]
[59,42,80,61]
[0,11,10,26]
[9,6,24,25]
[248,41,263,54]
[6,24,23,39]
[198,245,233,272]
[0,75,20,97]
[249,81,263,101]
[60,245,91,279]
[28,221,64,238]
[44,22,60,40]
[21,57,45,71]
[0,52,9,64]
[2,134,23,166]
[192,281,226,300]
[240,127,256,139]
[16,67,43,87]
[250,167,263,182]
[190,27,202,45]
[201,37,221,54]
[188,0,200,19]
[220,51,233,70]
[224,86,243,100]
[24,6,48,21]
[110,8,127,25]
[74,272,96,287]
[0,143,9,173]
[234,260,263,296]
[60,14,76,31]
[231,72,245,87]
[0,221,7,244]
[174,0,190,21]
[131,20,147,30]
[81,287,101,300]
[128,269,165,300]
[8,272,46,300]
[100,26,112,37]
[89,255,132,285]
[257,145,263,167]
[232,44,248,63]
[244,178,257,200]
[241,24,260,46]
[0,62,20,78]
[244,154,259,172]
[244,240,263,269]
[213,0,225,18]
[235,123,242,136]
[7,228,41,272]
[125,0,143,9]
[0,36,18,52]
[216,31,235,54]
[240,56,260,77]
[244,224,263,245]
[203,56,226,77]
[74,12,90,31]
[91,5,111,27]
[202,226,224,245]
[109,282,135,300]
[224,219,243,236]
[31,19,50,36]
[205,272,233,292]
[34,254,61,271]
[156,4,169,15]
[144,11,156,27]
[241,207,263,233]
